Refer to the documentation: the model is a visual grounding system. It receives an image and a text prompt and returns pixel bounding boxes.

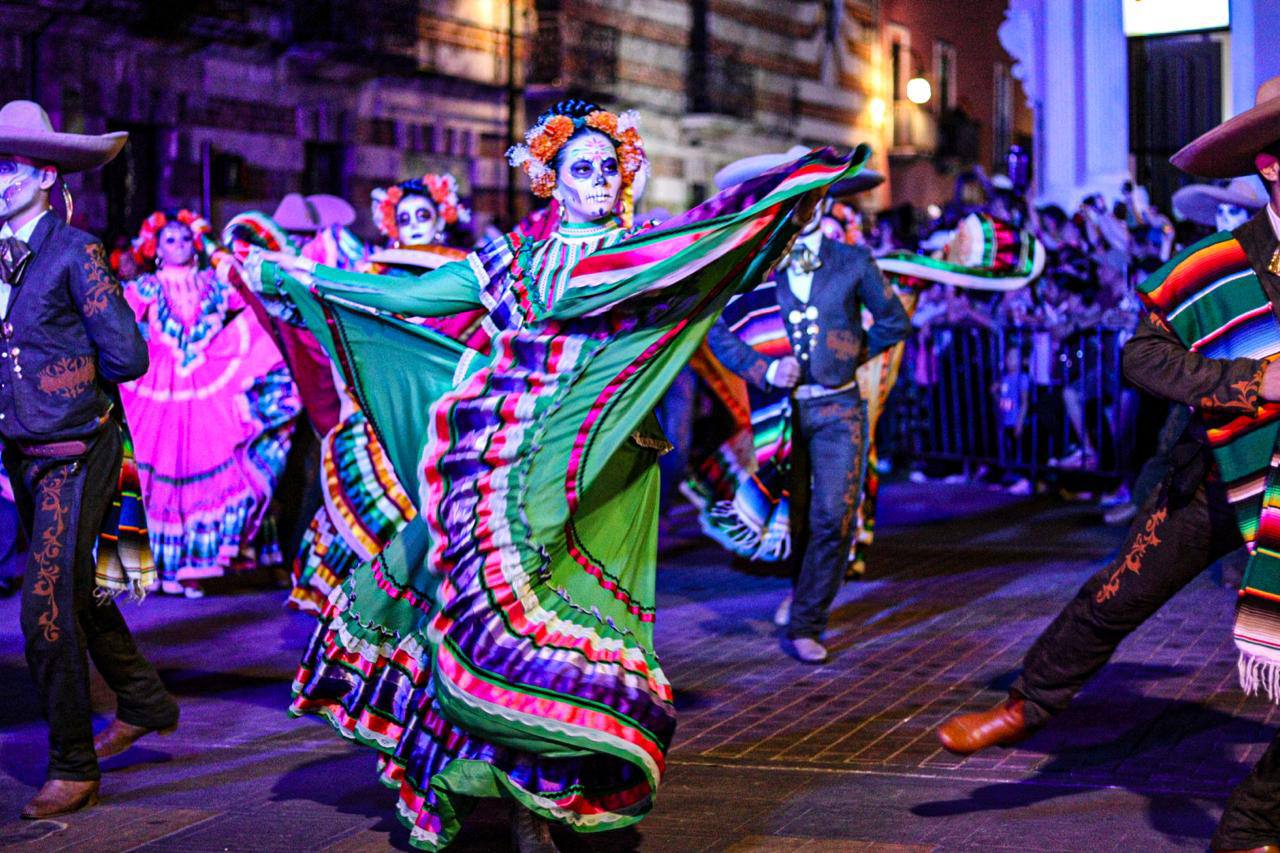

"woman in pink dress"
[119,210,302,597]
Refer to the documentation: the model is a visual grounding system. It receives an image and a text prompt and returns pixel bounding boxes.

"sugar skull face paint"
[0,158,48,225]
[553,131,621,224]
[156,221,196,268]
[395,194,441,246]
[1215,202,1250,232]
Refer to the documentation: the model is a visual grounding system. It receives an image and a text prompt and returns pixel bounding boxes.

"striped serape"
[1136,230,1280,700]
[95,424,156,600]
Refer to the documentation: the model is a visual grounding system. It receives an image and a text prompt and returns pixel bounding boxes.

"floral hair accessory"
[506,101,648,199]
[131,209,215,265]
[372,172,471,241]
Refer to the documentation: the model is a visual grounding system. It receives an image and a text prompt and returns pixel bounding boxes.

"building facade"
[879,0,1034,209]
[1002,0,1280,209]
[2,0,1025,241]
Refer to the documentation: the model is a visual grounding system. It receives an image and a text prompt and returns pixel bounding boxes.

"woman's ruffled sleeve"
[260,255,484,319]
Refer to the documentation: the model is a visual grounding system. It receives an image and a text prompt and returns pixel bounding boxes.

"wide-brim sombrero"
[877,213,1045,292]
[0,100,127,173]
[1171,177,1267,226]
[1172,76,1280,178]
[273,193,320,233]
[714,144,883,197]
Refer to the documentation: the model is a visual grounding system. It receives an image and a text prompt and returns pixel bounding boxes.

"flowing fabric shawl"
[267,146,871,850]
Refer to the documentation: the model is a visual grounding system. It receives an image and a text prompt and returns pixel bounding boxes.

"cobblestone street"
[1,482,1274,851]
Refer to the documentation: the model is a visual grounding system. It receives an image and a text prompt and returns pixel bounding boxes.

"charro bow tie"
[786,245,823,274]
[0,236,31,286]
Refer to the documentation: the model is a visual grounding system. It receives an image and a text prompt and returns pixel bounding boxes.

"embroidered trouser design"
[1013,475,1241,725]
[5,427,177,781]
[30,467,71,642]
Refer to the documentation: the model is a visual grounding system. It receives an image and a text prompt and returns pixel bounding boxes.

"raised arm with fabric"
[1122,312,1267,416]
[260,251,484,320]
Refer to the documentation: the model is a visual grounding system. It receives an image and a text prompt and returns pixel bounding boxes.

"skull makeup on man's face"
[395,194,441,246]
[157,221,196,269]
[1215,202,1250,232]
[0,157,47,224]
[553,131,622,224]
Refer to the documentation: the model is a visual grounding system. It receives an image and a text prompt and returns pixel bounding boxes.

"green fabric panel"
[1169,275,1267,343]
[1244,550,1280,595]
[323,306,466,501]
[314,256,484,318]
[1216,423,1280,484]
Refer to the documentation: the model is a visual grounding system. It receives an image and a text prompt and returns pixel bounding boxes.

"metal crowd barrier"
[890,323,1135,480]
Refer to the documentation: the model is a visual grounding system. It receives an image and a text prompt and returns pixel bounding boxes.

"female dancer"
[119,210,300,597]
[267,102,865,850]
[289,174,476,613]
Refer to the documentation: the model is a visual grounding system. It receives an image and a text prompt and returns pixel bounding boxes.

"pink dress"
[120,267,302,584]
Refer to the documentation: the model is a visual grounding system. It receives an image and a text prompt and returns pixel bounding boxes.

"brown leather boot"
[937,696,1029,755]
[21,779,100,819]
[93,718,177,761]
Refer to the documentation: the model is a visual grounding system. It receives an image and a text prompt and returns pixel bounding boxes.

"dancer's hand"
[1263,361,1280,401]
[769,356,801,389]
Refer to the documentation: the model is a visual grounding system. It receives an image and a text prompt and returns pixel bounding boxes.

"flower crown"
[373,173,470,242]
[131,209,215,265]
[506,107,647,198]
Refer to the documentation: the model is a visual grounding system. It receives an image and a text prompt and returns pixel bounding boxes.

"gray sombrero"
[0,100,127,172]
[1171,177,1267,227]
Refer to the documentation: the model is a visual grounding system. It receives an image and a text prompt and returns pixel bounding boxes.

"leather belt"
[793,378,857,401]
[14,437,91,458]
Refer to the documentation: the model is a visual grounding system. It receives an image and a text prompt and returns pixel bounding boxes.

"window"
[993,62,1014,169]
[934,40,957,109]
[886,25,913,102]
[303,141,347,196]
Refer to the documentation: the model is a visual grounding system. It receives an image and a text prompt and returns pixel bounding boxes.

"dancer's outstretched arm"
[1123,313,1268,415]
[258,252,483,319]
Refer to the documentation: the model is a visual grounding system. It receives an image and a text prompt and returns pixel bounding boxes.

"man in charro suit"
[706,147,909,664]
[0,100,177,819]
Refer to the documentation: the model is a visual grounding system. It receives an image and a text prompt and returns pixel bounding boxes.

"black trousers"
[787,390,869,640]
[1011,474,1280,847]
[5,426,177,782]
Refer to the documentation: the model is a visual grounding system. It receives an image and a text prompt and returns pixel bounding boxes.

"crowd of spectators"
[871,166,1232,521]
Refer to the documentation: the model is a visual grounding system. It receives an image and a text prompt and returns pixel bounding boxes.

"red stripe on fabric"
[1146,239,1249,313]
[437,643,667,780]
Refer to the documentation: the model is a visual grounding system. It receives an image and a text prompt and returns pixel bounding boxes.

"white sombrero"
[0,100,127,173]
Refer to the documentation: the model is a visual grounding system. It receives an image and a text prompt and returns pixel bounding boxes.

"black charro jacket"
[707,236,910,391]
[1122,209,1279,495]
[0,213,148,444]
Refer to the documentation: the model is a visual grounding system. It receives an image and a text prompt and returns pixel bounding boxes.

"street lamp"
[906,76,932,105]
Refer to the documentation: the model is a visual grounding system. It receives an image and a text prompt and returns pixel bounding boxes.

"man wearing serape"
[0,101,178,819]
[705,146,910,664]
[937,77,1280,851]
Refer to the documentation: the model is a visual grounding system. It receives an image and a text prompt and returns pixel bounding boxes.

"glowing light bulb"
[906,77,932,105]
[868,97,887,126]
